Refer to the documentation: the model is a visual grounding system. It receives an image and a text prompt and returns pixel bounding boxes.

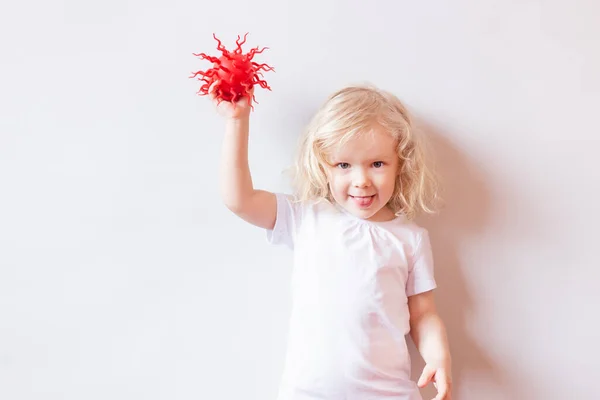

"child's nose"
[352,169,371,187]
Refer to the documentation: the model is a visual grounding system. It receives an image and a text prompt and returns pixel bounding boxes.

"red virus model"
[190,33,274,108]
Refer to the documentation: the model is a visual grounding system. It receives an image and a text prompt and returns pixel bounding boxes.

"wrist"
[224,116,250,139]
[427,355,452,370]
[225,116,250,131]
[225,115,250,127]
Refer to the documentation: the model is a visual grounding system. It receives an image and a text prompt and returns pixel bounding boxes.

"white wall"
[1,1,598,399]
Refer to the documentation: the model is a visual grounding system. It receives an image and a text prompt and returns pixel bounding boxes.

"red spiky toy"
[190,33,274,108]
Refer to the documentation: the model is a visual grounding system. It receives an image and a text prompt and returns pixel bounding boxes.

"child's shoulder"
[392,217,427,233]
[383,216,428,242]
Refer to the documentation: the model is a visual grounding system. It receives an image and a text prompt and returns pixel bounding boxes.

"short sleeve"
[266,193,303,249]
[406,229,437,297]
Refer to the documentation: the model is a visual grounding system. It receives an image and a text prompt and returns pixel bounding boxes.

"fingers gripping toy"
[190,33,274,108]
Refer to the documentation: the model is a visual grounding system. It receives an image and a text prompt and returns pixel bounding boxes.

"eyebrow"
[370,155,395,161]
[362,154,396,163]
[328,155,395,164]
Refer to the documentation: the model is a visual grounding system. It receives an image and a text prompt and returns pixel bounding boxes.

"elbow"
[221,192,252,216]
[409,308,437,331]
[219,183,251,215]
[222,197,244,215]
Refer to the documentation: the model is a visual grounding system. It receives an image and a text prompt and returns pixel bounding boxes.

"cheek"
[376,171,397,191]
[329,177,345,190]
[328,175,350,195]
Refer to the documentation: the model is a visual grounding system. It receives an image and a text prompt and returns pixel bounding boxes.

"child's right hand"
[209,81,254,121]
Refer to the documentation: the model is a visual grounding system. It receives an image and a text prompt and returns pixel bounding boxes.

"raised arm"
[213,88,277,230]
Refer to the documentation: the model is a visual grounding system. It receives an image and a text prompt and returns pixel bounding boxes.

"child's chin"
[348,206,379,220]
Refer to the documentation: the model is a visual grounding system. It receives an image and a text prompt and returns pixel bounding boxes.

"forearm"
[219,116,255,211]
[410,312,451,369]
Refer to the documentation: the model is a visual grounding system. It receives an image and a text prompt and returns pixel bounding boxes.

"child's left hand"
[417,363,452,400]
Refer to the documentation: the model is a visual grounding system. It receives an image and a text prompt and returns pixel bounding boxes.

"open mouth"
[350,195,375,208]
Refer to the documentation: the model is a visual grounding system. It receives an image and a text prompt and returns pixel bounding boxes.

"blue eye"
[337,163,350,169]
[373,161,384,168]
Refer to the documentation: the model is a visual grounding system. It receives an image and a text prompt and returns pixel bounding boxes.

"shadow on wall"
[408,119,512,399]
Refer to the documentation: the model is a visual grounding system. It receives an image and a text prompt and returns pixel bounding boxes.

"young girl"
[211,84,452,400]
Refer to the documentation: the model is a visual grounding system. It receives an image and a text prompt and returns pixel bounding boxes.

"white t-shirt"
[267,193,437,400]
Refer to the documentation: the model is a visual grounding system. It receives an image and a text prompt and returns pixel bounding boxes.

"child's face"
[324,126,399,222]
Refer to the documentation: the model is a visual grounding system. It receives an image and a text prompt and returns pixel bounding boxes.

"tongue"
[355,196,372,206]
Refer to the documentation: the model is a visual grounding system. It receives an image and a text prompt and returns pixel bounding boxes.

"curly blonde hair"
[292,84,439,220]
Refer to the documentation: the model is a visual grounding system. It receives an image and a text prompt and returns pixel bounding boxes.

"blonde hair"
[292,84,439,220]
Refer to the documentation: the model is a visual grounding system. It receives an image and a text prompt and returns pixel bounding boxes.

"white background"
[1,1,599,399]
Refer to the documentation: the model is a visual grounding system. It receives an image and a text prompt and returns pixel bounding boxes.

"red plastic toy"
[190,33,274,108]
